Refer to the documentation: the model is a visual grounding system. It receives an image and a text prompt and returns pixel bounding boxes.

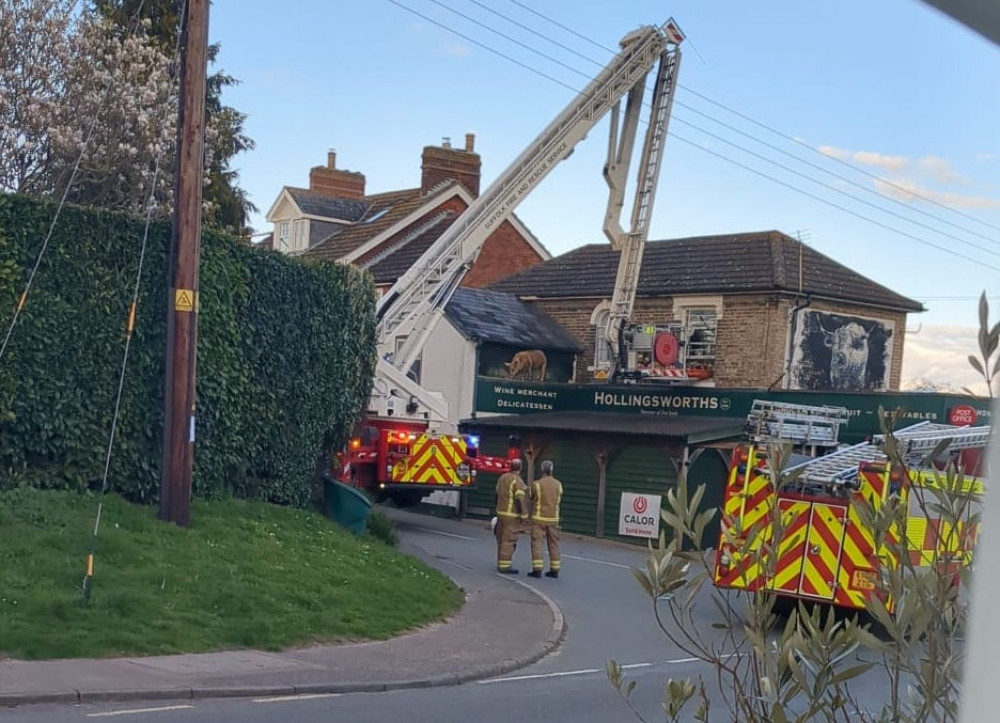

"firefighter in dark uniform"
[527,459,563,578]
[495,458,527,574]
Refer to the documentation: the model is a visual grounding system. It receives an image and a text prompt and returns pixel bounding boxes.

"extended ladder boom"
[788,421,992,487]
[374,19,685,420]
[603,28,683,374]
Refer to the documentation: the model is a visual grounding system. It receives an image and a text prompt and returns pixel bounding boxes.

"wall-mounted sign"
[619,492,662,538]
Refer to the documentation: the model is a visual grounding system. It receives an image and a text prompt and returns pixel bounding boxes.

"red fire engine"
[713,400,990,611]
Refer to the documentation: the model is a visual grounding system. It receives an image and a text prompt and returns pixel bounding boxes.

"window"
[293,220,307,250]
[589,302,613,374]
[684,308,717,363]
[277,221,290,251]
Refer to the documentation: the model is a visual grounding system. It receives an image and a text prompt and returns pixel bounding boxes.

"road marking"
[562,553,631,569]
[480,656,718,684]
[86,705,193,718]
[252,693,342,703]
[412,526,475,540]
[479,668,601,683]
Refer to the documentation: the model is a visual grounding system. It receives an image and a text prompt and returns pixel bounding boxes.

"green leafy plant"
[367,508,399,547]
[965,290,999,397]
[609,411,977,722]
[0,194,376,506]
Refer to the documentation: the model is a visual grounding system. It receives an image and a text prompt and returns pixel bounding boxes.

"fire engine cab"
[713,400,990,611]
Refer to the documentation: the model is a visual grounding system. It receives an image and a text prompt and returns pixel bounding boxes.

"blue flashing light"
[467,435,480,448]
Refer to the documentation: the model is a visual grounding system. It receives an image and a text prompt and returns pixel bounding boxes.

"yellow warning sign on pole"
[174,288,195,312]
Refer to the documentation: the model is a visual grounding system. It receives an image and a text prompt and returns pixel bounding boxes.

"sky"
[210,0,1000,393]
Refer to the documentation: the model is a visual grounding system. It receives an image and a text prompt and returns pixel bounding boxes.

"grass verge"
[0,488,463,660]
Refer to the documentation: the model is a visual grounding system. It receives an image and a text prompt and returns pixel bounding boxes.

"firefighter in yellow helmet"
[495,458,527,574]
[527,459,563,578]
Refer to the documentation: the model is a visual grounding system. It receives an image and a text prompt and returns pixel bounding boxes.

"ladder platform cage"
[745,399,850,448]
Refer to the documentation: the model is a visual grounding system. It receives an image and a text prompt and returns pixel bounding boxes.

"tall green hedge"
[0,195,376,506]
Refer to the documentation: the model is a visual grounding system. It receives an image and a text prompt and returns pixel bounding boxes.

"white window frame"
[671,296,722,379]
[293,219,307,251]
[277,220,291,251]
[589,301,613,372]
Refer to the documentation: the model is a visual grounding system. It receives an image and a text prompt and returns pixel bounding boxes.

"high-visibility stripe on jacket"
[496,472,526,519]
[530,475,563,524]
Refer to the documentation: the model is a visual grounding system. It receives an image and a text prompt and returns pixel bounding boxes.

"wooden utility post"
[160,0,209,527]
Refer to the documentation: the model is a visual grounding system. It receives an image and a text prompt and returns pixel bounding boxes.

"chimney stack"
[421,132,482,198]
[310,149,365,199]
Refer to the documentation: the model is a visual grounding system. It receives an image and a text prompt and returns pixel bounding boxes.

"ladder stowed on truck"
[337,20,686,504]
[712,402,991,611]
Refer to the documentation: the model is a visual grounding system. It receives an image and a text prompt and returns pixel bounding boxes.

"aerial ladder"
[372,19,685,424]
[339,19,686,504]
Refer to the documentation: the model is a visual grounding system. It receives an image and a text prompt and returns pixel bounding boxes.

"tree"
[93,0,257,238]
[965,291,999,397]
[0,0,77,195]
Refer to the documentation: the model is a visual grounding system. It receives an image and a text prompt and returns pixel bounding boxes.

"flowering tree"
[0,0,255,233]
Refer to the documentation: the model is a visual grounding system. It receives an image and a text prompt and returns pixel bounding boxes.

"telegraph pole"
[160,0,209,527]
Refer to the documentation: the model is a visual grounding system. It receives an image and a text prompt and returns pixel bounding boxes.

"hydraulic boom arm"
[371,19,685,422]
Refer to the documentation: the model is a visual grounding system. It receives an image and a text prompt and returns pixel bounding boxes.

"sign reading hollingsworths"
[474,378,992,440]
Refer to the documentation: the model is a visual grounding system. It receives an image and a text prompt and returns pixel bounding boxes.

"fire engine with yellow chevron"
[712,400,991,611]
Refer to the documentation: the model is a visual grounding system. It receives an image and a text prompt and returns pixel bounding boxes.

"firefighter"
[527,459,563,579]
[495,458,527,574]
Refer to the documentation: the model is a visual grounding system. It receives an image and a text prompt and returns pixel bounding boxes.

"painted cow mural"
[788,310,893,392]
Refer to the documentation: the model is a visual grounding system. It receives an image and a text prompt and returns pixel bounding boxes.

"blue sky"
[211,0,999,389]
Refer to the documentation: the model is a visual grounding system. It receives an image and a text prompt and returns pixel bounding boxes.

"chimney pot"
[327,150,336,169]
[465,133,475,153]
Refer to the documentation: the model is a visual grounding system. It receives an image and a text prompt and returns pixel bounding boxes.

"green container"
[323,478,373,536]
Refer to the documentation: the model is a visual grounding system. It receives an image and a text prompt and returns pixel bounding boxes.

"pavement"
[0,512,566,709]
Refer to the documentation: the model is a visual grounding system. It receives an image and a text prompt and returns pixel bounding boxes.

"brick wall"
[463,219,544,287]
[532,293,909,390]
[309,152,365,199]
[421,142,481,198]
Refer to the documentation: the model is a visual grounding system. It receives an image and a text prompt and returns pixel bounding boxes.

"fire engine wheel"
[653,332,680,365]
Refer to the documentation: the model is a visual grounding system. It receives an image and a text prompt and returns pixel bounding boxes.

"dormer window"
[278,221,291,251]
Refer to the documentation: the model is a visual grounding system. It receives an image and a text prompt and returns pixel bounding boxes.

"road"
[0,510,896,722]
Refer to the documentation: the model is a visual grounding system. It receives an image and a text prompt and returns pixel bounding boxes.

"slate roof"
[304,188,431,262]
[364,212,457,284]
[488,231,923,312]
[460,411,747,443]
[444,287,582,352]
[287,188,368,222]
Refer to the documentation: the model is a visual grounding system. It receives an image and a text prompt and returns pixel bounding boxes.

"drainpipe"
[771,294,811,390]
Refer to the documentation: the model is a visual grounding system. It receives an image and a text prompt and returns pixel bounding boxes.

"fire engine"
[713,400,991,611]
[337,20,686,504]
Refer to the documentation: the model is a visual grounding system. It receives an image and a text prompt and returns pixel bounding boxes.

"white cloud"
[902,324,993,395]
[874,177,1000,209]
[917,155,968,185]
[818,145,909,173]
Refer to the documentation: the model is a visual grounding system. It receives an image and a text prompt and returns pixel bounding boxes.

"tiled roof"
[287,188,368,221]
[488,231,923,312]
[444,287,582,352]
[304,188,429,262]
[309,219,344,248]
[364,212,456,284]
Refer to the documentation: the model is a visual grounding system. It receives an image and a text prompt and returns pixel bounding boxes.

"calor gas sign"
[619,492,662,538]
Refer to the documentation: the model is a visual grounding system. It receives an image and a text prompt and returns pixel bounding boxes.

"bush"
[0,194,376,506]
[367,508,399,547]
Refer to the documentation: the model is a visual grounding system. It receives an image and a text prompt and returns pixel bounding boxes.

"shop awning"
[460,411,747,445]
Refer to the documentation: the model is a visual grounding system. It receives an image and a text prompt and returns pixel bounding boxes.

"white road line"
[86,705,193,718]
[252,693,342,703]
[562,553,631,569]
[412,526,476,540]
[480,656,714,684]
[478,668,601,684]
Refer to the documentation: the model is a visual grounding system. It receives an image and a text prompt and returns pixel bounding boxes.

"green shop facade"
[459,378,992,547]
